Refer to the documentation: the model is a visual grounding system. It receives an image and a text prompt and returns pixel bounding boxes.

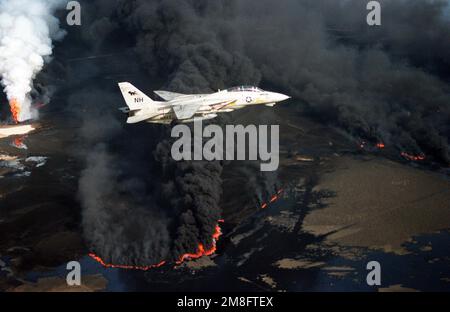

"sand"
[259,274,277,288]
[274,258,325,269]
[8,274,107,292]
[378,284,420,292]
[0,124,35,139]
[303,156,450,254]
[180,256,217,270]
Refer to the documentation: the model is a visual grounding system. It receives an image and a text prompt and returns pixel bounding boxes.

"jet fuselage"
[118,84,290,124]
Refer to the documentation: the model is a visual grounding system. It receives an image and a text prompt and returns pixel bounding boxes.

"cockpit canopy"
[226,86,263,92]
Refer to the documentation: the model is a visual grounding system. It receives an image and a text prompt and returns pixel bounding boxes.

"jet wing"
[172,102,203,120]
[154,90,185,101]
[172,98,238,120]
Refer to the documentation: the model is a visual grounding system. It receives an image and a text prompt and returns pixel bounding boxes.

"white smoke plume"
[0,0,66,122]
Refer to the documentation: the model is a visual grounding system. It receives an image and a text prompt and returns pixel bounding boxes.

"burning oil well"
[0,0,66,123]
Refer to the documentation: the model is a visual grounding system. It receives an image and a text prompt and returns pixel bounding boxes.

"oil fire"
[89,220,224,271]
[401,152,426,161]
[261,189,284,209]
[176,223,223,264]
[11,136,27,149]
[88,189,285,270]
[9,98,21,123]
[358,140,427,162]
[359,141,385,150]
[87,253,166,271]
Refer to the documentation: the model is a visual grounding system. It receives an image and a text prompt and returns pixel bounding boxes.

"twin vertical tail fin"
[118,82,156,111]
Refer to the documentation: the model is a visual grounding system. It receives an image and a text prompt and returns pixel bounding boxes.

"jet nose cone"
[274,93,290,102]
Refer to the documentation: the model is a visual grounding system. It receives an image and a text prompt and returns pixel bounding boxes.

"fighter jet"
[118,82,290,124]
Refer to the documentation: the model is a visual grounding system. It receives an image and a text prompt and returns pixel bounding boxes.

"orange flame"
[401,152,426,161]
[359,141,385,149]
[176,224,222,264]
[9,98,20,123]
[87,253,166,271]
[11,135,27,149]
[89,221,224,270]
[261,189,284,209]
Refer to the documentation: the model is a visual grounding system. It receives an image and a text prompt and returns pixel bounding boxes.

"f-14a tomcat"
[118,82,290,124]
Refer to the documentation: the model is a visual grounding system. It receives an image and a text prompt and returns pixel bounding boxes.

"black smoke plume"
[88,0,450,163]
